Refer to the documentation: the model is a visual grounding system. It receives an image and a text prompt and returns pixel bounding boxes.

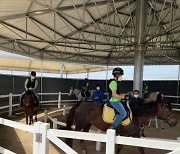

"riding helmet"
[112,67,124,76]
[31,71,36,77]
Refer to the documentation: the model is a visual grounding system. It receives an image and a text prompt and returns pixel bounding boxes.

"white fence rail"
[0,92,78,116]
[0,116,180,154]
[0,146,16,154]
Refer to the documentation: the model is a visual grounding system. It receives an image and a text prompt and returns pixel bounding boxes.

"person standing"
[92,84,105,104]
[129,90,145,137]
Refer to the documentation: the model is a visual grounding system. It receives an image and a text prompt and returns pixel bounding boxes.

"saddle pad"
[102,104,115,124]
[102,103,132,126]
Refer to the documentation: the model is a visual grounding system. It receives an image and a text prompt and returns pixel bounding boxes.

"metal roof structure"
[0,0,180,66]
[0,56,112,74]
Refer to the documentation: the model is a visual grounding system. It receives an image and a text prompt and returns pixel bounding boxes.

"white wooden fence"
[0,117,180,154]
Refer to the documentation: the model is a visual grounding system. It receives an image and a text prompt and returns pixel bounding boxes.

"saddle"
[102,100,132,126]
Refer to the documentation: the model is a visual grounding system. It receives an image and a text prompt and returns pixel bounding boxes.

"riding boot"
[35,98,39,107]
[20,101,23,107]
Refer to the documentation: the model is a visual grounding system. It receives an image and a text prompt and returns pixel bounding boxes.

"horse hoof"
[82,149,87,154]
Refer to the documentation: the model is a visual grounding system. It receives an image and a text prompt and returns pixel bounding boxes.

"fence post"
[9,93,13,117]
[33,122,43,154]
[106,129,115,154]
[33,122,50,154]
[96,129,102,151]
[63,105,66,116]
[58,92,61,108]
[44,110,48,123]
[53,118,57,129]
[40,123,50,154]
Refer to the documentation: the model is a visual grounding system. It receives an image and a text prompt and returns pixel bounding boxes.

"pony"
[23,90,37,125]
[68,87,95,101]
[65,93,177,154]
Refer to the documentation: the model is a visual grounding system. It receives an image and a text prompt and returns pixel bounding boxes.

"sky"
[0,50,179,80]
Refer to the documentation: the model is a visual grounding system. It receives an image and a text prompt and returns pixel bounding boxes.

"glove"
[125,95,129,100]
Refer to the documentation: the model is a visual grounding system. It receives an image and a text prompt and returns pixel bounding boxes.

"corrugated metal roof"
[0,56,112,74]
[0,0,179,66]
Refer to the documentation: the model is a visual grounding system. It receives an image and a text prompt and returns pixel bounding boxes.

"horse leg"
[65,126,82,148]
[133,134,145,154]
[35,114,37,122]
[116,144,123,154]
[26,115,28,125]
[80,124,91,154]
[137,147,145,154]
[29,116,32,125]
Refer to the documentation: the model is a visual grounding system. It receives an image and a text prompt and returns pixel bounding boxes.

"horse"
[23,90,37,125]
[65,92,177,154]
[68,87,95,101]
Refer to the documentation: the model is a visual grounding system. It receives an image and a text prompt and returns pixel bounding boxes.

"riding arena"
[0,0,180,154]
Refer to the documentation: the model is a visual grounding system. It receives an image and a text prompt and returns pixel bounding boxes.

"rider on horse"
[81,78,90,99]
[108,67,127,130]
[20,71,39,107]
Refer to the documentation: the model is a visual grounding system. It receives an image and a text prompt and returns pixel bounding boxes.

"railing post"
[96,129,102,151]
[58,92,61,108]
[63,105,66,116]
[33,122,42,154]
[33,122,50,154]
[44,110,48,123]
[106,129,115,154]
[40,123,50,154]
[53,118,57,129]
[9,93,13,117]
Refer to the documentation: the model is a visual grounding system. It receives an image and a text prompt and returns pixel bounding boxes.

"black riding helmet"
[112,67,124,76]
[31,71,36,77]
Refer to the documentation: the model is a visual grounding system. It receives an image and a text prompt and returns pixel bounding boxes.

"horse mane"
[130,101,158,116]
[25,90,33,95]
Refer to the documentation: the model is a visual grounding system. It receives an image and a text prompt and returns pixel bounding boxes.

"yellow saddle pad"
[102,103,132,126]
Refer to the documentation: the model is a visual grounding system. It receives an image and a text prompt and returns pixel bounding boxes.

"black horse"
[65,93,177,154]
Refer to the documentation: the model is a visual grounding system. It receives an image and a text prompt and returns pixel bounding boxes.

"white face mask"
[118,76,122,81]
[96,87,100,90]
[134,95,139,98]
[31,76,35,80]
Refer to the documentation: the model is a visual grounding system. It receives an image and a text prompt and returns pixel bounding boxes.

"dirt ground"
[0,108,180,154]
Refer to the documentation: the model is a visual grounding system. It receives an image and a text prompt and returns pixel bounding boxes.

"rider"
[82,78,90,99]
[20,71,39,107]
[129,90,145,137]
[108,67,127,130]
[143,81,149,95]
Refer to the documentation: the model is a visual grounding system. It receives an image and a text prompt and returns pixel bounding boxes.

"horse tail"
[66,101,81,130]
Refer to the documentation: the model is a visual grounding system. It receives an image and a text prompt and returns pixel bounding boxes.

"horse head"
[68,87,74,96]
[156,93,177,127]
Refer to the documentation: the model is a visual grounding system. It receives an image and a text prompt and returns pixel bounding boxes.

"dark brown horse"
[23,90,37,125]
[65,93,177,154]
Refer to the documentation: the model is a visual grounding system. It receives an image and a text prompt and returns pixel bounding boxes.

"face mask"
[134,95,139,98]
[31,76,35,80]
[118,76,122,81]
[96,87,100,90]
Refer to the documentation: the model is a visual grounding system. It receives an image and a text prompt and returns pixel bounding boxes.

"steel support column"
[133,0,147,96]
[60,63,64,78]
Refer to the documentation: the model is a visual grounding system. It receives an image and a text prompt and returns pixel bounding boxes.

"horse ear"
[157,93,162,101]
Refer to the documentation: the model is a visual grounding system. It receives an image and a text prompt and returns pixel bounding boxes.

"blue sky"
[0,50,179,80]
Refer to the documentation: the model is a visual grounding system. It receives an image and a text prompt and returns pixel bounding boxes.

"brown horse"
[23,90,37,125]
[65,93,177,154]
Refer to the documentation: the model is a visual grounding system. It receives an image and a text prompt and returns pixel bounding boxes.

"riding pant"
[109,100,127,129]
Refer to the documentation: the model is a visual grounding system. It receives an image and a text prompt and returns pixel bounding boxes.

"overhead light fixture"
[34,11,43,14]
